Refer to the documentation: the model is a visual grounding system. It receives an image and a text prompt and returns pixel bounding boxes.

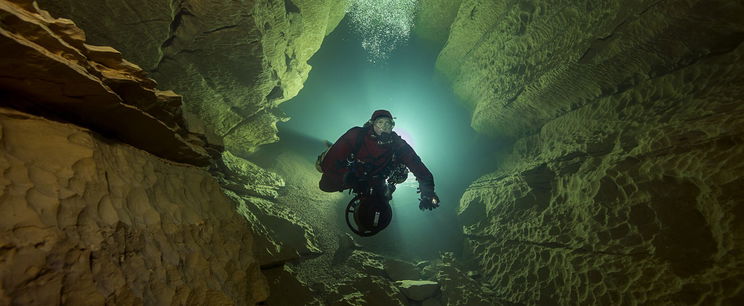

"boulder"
[395,280,440,301]
[383,258,421,281]
[329,276,407,306]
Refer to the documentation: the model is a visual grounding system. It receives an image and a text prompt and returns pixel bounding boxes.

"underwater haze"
[255,14,503,260]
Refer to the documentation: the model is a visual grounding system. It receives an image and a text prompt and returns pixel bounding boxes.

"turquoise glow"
[256,15,502,259]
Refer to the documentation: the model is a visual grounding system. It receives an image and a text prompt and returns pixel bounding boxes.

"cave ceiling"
[35,0,349,157]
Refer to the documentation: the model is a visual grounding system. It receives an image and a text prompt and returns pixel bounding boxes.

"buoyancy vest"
[316,127,408,183]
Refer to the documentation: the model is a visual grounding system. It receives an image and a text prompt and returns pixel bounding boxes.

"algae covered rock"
[436,0,744,304]
[395,280,440,301]
[383,258,421,281]
[36,0,351,155]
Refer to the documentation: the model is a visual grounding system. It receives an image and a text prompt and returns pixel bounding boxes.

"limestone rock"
[346,250,387,279]
[395,280,440,301]
[36,0,351,155]
[0,0,210,166]
[436,0,744,304]
[0,107,268,304]
[332,233,362,265]
[383,258,421,281]
[213,151,284,200]
[417,260,437,279]
[228,191,321,268]
[434,261,495,306]
[263,265,322,305]
[414,0,463,45]
[328,276,407,306]
[436,0,744,141]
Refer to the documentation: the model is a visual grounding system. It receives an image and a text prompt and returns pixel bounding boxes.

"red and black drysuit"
[319,126,434,198]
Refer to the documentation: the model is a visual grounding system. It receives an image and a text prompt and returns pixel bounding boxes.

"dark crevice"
[203,24,238,34]
[162,7,193,50]
[104,171,112,194]
[284,0,300,14]
[122,18,169,26]
[152,2,193,72]
[284,53,292,71]
[0,245,13,258]
[267,85,284,101]
[579,0,664,64]
[502,87,524,107]
[637,0,666,16]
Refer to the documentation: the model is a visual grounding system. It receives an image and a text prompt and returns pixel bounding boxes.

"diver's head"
[373,117,395,136]
[369,109,394,136]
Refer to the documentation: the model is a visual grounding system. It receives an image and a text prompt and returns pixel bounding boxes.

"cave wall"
[0,2,269,304]
[0,107,268,305]
[35,0,350,157]
[436,0,744,304]
[413,0,462,46]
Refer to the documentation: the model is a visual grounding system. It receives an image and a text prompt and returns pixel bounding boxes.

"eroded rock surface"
[35,0,350,156]
[395,280,440,302]
[0,107,268,305]
[438,0,744,140]
[0,0,210,166]
[413,0,462,46]
[437,0,744,304]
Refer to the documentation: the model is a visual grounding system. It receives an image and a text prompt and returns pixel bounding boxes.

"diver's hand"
[419,194,440,211]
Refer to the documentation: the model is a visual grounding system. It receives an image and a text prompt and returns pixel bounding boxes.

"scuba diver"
[317,110,439,236]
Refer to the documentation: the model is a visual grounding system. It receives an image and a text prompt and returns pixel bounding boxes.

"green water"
[260,15,503,260]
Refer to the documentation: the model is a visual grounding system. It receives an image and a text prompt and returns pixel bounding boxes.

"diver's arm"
[398,140,439,210]
[320,127,359,173]
[397,141,434,187]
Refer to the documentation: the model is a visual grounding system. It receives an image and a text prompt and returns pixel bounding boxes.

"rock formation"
[0,1,269,304]
[35,0,350,157]
[436,0,744,304]
[413,0,462,46]
[0,0,211,166]
[5,0,744,304]
[0,106,268,304]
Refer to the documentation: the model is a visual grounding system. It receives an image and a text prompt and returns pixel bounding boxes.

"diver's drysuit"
[318,125,435,200]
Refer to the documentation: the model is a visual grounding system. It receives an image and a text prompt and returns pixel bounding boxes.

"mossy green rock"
[432,0,744,304]
[36,0,350,156]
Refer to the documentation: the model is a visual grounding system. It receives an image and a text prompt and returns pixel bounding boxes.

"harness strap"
[351,127,401,178]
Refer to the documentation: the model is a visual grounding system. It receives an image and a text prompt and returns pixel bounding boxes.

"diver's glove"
[419,193,440,211]
[417,179,440,211]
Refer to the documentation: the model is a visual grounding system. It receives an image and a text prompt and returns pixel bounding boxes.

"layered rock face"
[0,108,268,304]
[0,2,268,304]
[438,0,744,304]
[35,0,349,157]
[0,0,210,166]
